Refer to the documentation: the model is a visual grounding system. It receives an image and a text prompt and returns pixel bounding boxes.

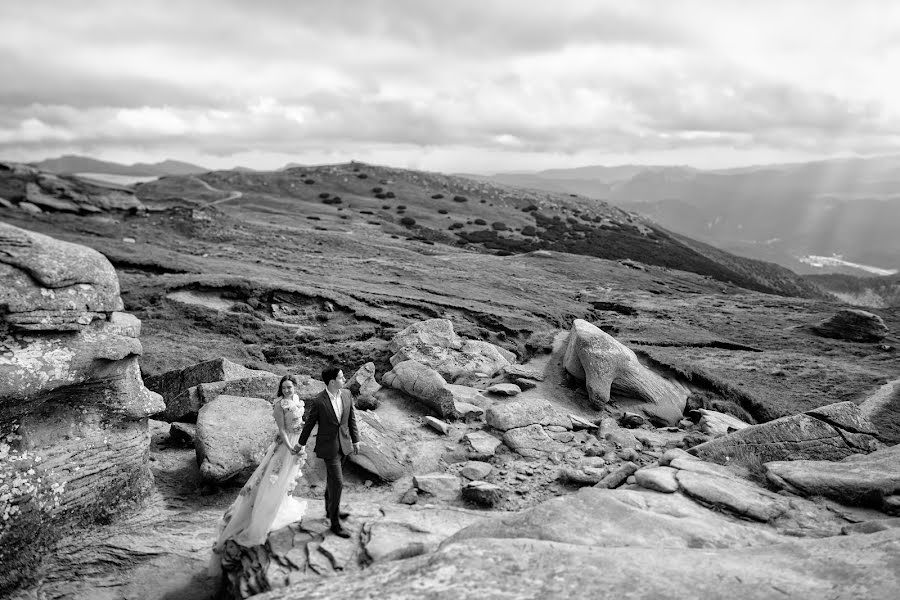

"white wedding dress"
[209,394,308,575]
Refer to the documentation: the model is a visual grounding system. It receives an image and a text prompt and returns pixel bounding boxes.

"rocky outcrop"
[812,308,889,343]
[766,443,900,512]
[563,319,688,425]
[693,408,751,437]
[690,401,881,463]
[0,223,162,589]
[263,528,900,600]
[145,358,281,422]
[381,360,457,418]
[0,164,146,214]
[388,319,515,380]
[195,395,277,482]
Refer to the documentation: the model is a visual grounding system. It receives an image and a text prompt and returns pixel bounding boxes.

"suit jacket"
[298,389,359,459]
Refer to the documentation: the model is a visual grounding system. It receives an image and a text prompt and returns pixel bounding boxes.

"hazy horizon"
[3,1,898,174]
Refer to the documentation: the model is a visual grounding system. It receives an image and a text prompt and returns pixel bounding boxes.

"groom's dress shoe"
[331,525,351,538]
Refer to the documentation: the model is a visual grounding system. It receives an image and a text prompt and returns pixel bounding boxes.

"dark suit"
[298,389,359,528]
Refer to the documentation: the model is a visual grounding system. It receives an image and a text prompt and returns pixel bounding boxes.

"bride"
[210,375,309,573]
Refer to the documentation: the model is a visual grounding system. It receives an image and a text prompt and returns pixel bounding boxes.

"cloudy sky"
[1,0,898,173]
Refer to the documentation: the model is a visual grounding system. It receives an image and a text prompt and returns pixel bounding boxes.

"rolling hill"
[468,155,900,276]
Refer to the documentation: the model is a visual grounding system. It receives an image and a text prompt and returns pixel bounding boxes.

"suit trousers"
[323,452,345,528]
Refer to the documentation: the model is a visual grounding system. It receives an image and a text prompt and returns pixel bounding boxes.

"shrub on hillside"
[431,193,444,199]
[385,191,396,198]
[521,225,537,236]
[448,222,464,230]
[382,205,390,209]
[322,197,342,205]
[474,218,486,225]
[396,205,406,210]
[375,193,387,199]
[371,187,383,194]
[319,192,331,199]
[491,221,507,231]
[356,173,368,179]
[400,216,416,226]
[438,209,449,214]
[523,205,538,212]
[452,195,468,203]
[303,179,315,184]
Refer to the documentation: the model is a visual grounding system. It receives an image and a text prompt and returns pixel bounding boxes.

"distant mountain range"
[466,155,900,276]
[31,155,209,177]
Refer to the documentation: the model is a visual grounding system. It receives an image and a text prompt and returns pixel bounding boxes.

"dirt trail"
[191,176,243,206]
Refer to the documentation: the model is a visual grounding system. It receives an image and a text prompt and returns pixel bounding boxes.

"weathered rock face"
[690,401,882,463]
[0,164,146,214]
[0,223,162,589]
[195,395,277,482]
[144,358,280,422]
[563,319,688,425]
[812,308,889,343]
[348,411,409,481]
[388,319,515,379]
[766,443,900,511]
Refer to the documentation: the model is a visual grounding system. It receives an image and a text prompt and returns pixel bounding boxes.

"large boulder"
[144,358,278,422]
[381,360,457,418]
[348,411,409,481]
[690,401,881,463]
[195,395,277,482]
[812,308,889,343]
[0,223,162,589]
[347,362,380,397]
[388,319,515,379]
[766,443,900,511]
[563,319,688,425]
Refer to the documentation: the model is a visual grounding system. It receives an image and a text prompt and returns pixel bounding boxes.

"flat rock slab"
[268,529,900,600]
[486,399,572,431]
[676,469,788,522]
[502,364,545,381]
[363,506,486,564]
[813,308,889,343]
[502,424,570,458]
[766,444,900,508]
[485,383,521,396]
[447,487,781,549]
[413,473,461,499]
[634,466,679,493]
[690,401,881,463]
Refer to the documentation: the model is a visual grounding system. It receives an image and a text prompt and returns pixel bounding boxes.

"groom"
[298,365,360,538]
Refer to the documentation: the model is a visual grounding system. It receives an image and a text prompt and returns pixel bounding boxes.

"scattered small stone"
[122,236,136,244]
[619,412,647,429]
[595,462,639,489]
[400,488,418,505]
[462,481,504,507]
[486,383,521,396]
[460,461,493,480]
[463,431,503,460]
[425,416,451,435]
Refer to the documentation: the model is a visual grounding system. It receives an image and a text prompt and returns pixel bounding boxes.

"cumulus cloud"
[0,0,898,170]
